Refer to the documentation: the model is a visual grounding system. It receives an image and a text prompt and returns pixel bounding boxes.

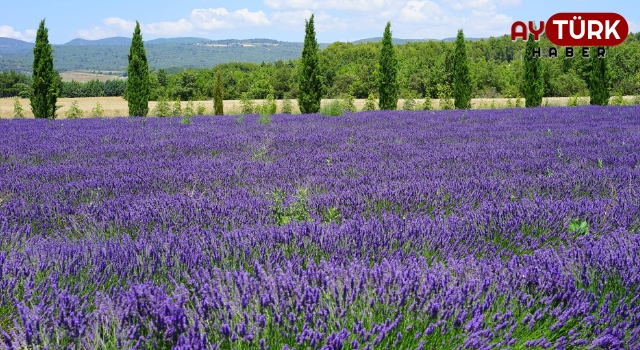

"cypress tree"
[214,70,224,115]
[378,22,398,110]
[523,33,543,107]
[298,14,321,114]
[589,47,609,106]
[127,21,149,116]
[453,29,471,109]
[30,19,58,119]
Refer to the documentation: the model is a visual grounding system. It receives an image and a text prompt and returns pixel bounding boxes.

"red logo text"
[511,13,628,46]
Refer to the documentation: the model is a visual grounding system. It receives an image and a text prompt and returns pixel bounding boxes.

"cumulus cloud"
[0,25,36,42]
[190,8,270,31]
[74,8,271,40]
[265,0,387,11]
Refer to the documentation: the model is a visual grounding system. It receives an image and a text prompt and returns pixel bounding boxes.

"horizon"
[1,0,638,45]
[0,34,496,46]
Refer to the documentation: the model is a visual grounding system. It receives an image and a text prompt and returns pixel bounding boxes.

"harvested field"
[59,71,124,82]
[0,96,637,118]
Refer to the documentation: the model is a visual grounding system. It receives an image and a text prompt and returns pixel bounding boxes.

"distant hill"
[63,37,132,46]
[0,36,332,73]
[351,37,485,44]
[0,35,488,73]
[0,37,33,54]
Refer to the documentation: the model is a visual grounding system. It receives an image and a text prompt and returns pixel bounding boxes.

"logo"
[511,13,629,58]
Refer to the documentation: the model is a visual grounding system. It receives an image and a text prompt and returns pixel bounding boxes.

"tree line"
[20,17,640,117]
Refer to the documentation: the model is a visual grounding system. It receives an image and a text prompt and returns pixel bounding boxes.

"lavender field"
[1,106,640,349]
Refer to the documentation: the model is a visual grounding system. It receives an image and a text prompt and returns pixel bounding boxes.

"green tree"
[378,22,398,110]
[30,19,58,119]
[298,14,322,113]
[214,70,224,115]
[127,21,150,116]
[589,47,610,106]
[453,29,472,109]
[523,33,544,107]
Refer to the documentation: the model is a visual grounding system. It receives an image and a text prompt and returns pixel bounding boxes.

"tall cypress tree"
[127,21,149,117]
[214,70,224,115]
[453,29,471,109]
[298,14,321,114]
[31,19,58,119]
[378,22,398,110]
[523,33,543,107]
[589,47,609,106]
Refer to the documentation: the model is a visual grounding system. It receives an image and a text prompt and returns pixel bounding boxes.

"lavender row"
[1,105,640,348]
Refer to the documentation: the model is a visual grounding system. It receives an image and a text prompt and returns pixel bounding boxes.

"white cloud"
[265,0,388,11]
[75,8,271,40]
[0,25,36,42]
[144,19,194,35]
[399,1,447,23]
[102,17,137,33]
[76,26,117,40]
[190,8,270,30]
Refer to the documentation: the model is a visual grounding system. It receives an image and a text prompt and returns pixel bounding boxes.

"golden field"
[0,96,637,119]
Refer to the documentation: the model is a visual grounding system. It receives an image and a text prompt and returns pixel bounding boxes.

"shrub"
[90,102,105,117]
[421,96,432,110]
[257,94,277,115]
[567,94,579,107]
[13,97,25,118]
[506,99,513,108]
[282,98,293,114]
[180,115,192,125]
[257,113,272,125]
[362,93,377,111]
[437,84,454,110]
[340,93,357,112]
[65,101,83,119]
[610,91,626,106]
[171,99,182,117]
[402,98,416,111]
[515,96,523,108]
[152,96,171,117]
[184,100,195,117]
[321,100,343,116]
[196,103,207,115]
[240,92,255,114]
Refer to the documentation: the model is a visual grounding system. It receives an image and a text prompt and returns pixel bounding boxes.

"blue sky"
[1,0,638,44]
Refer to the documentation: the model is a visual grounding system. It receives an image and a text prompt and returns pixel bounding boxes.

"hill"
[0,37,33,54]
[0,37,331,73]
[351,37,485,44]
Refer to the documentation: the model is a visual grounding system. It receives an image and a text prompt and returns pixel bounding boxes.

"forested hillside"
[1,33,639,100]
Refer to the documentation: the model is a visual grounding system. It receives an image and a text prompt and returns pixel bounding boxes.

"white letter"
[553,20,568,39]
[588,20,603,39]
[570,16,585,39]
[605,20,620,39]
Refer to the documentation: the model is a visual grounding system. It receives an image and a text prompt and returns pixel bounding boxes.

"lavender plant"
[1,106,640,348]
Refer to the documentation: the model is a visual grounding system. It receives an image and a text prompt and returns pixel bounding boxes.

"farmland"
[1,96,638,118]
[1,106,639,348]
